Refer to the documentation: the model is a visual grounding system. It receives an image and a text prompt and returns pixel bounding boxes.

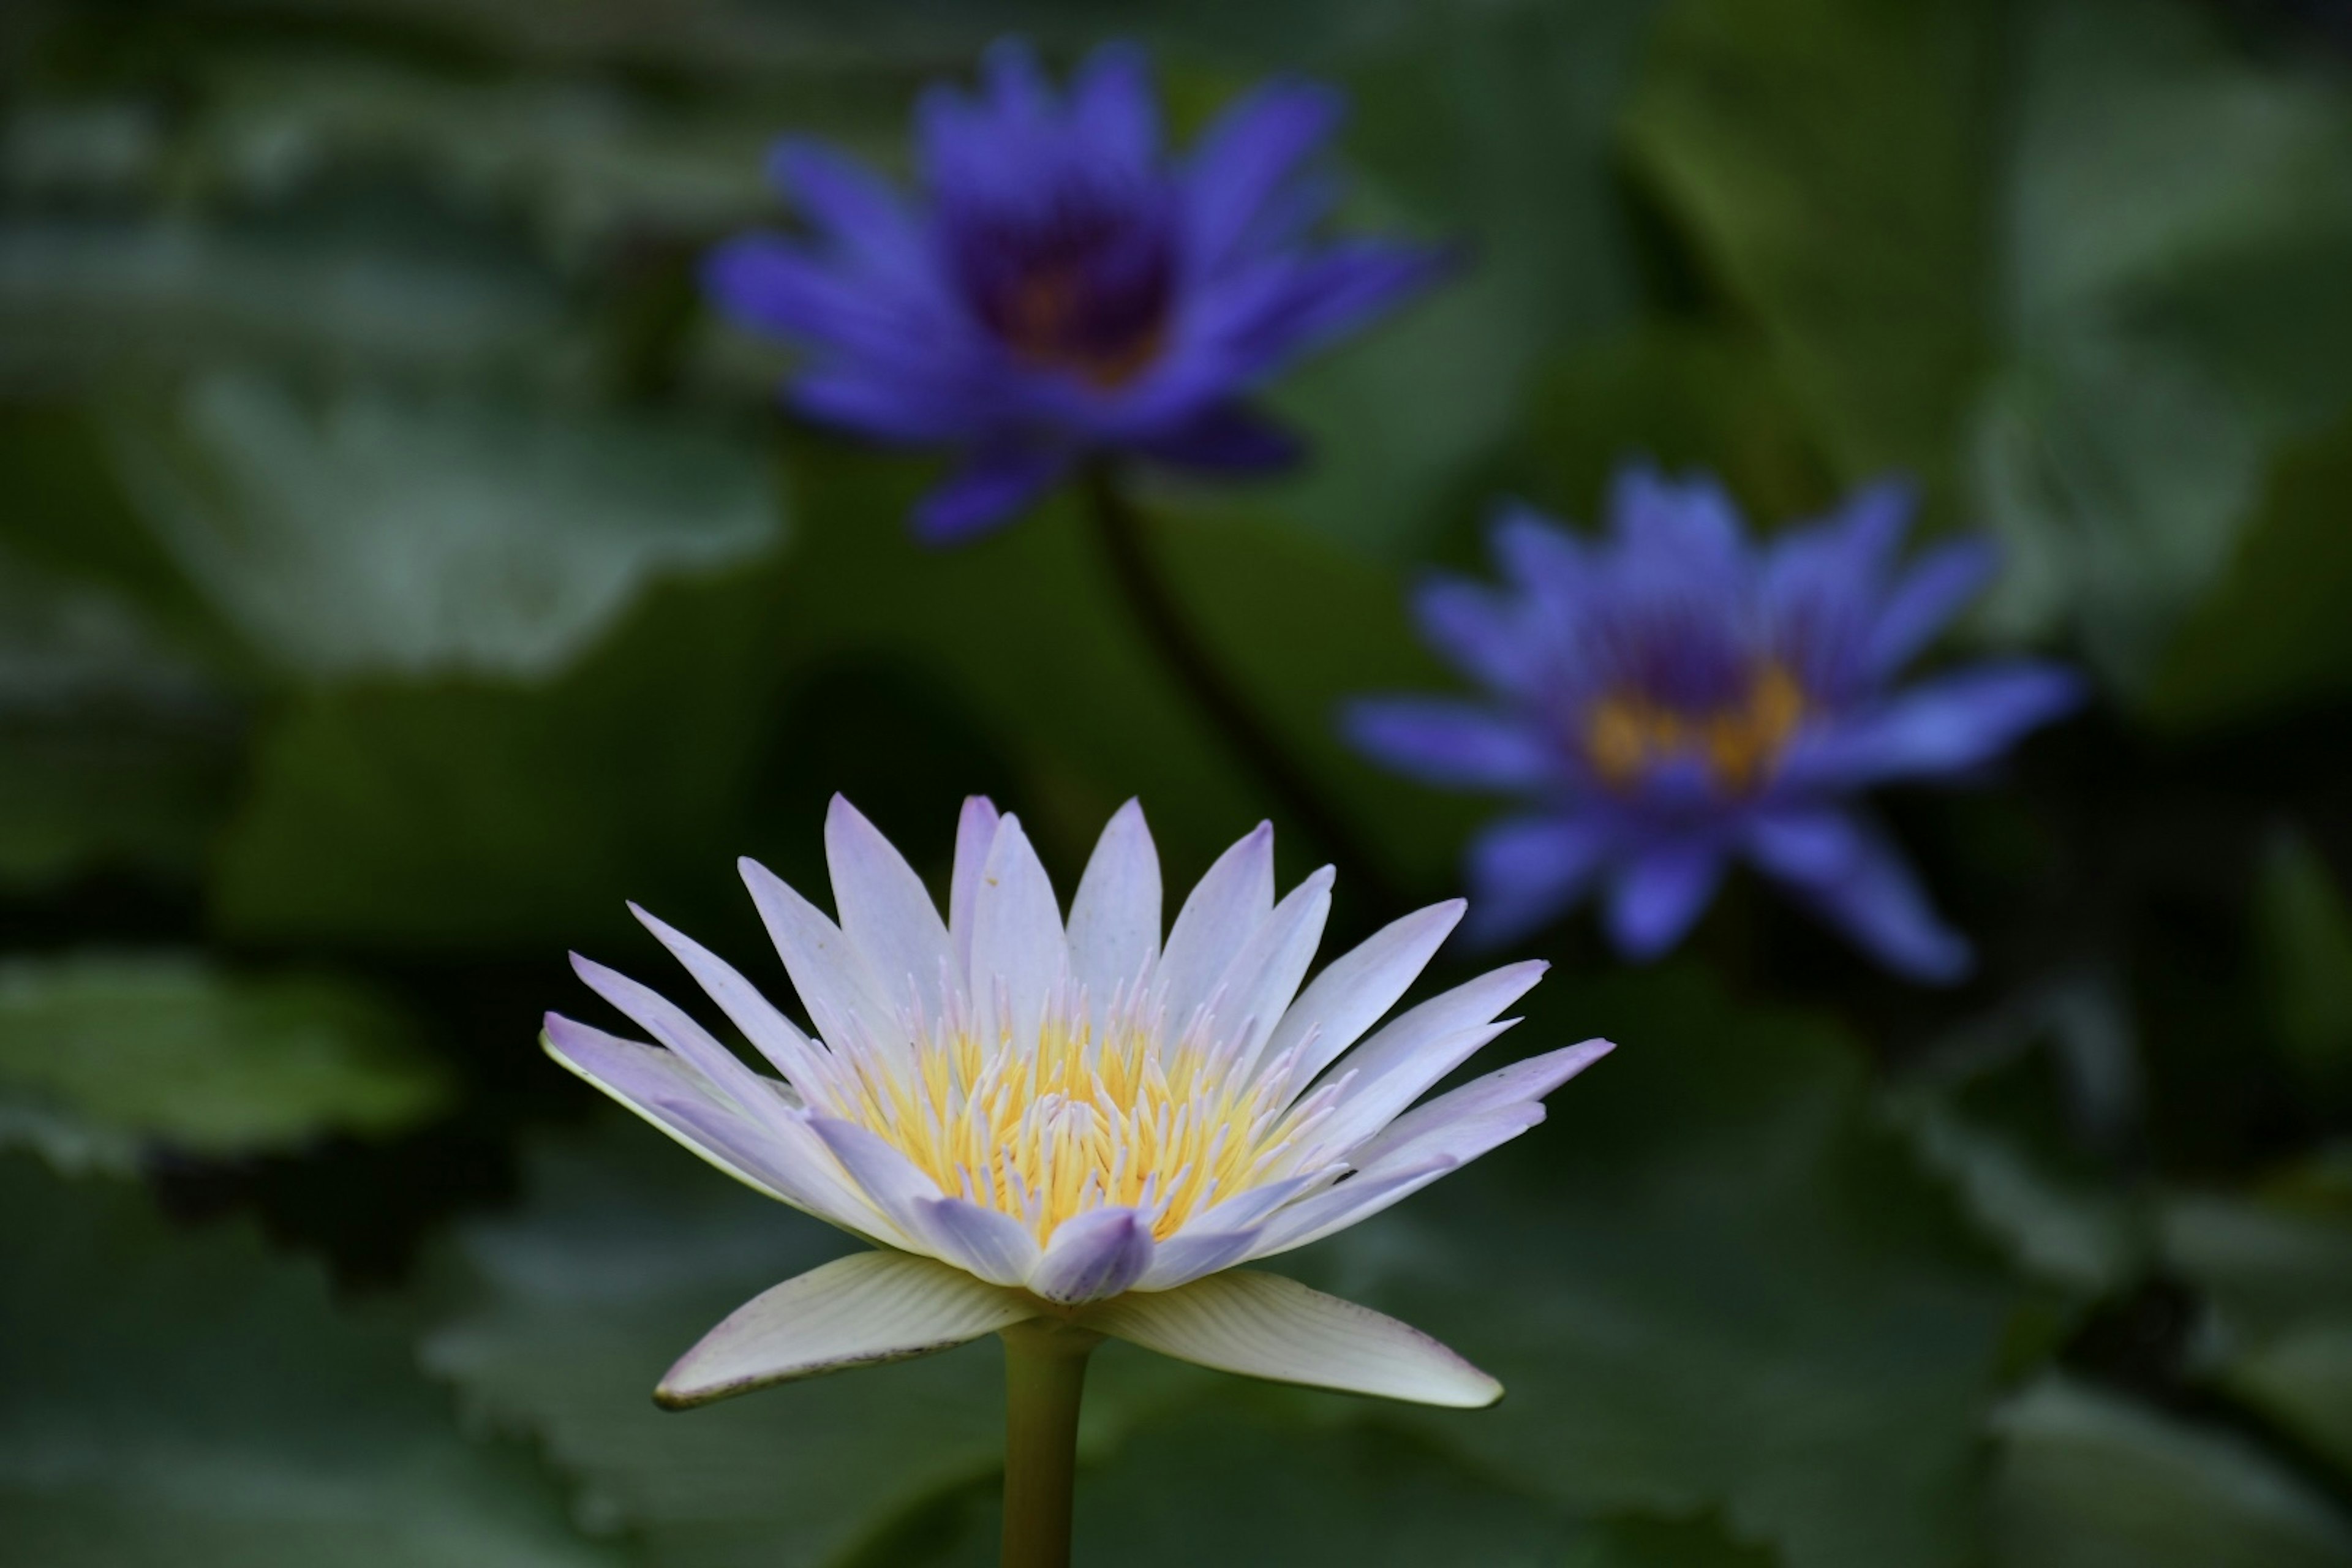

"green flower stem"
[999,1319,1102,1568]
[1082,462,1400,922]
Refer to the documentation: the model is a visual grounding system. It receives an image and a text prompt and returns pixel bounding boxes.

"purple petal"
[1803,662,2087,785]
[1461,814,1611,946]
[1604,840,1726,959]
[911,446,1073,545]
[1135,402,1300,473]
[769,138,927,285]
[1746,810,1972,983]
[788,368,973,445]
[1262,240,1453,358]
[1071,42,1159,172]
[1186,79,1344,268]
[1343,698,1561,791]
[1028,1208,1156,1303]
[1865,537,1999,677]
[1414,576,1540,696]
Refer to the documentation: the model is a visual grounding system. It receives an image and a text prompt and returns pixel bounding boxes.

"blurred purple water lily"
[705,40,1447,544]
[1346,467,2087,982]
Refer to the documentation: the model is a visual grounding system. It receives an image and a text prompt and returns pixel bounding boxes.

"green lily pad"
[0,952,451,1174]
[0,1154,618,1567]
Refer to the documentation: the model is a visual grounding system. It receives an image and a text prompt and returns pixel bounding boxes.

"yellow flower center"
[1584,662,1807,794]
[833,1007,1310,1244]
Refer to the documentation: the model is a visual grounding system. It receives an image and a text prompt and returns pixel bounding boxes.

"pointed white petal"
[629,904,830,1090]
[1310,1020,1518,1160]
[807,1118,946,1253]
[739,857,903,1059]
[1264,900,1464,1087]
[948,795,1001,986]
[1348,1039,1613,1172]
[541,1017,879,1234]
[657,1251,1035,1408]
[1027,1207,1155,1303]
[1134,1227,1263,1291]
[1155,821,1273,1032]
[568,953,780,1121]
[916,1196,1042,1287]
[1245,1156,1461,1259]
[1084,1269,1501,1408]
[825,794,954,1020]
[970,814,1066,1049]
[1065,799,1161,1010]
[1210,866,1333,1075]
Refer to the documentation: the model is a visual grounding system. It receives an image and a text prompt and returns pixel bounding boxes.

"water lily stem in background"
[1000,1319,1101,1568]
[1084,464,1397,918]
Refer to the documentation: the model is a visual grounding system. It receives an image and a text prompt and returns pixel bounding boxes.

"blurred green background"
[6,0,2352,1563]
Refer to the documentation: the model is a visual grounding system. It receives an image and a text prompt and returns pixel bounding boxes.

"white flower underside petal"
[629,904,831,1088]
[970,814,1067,1051]
[1318,960,1547,1102]
[739,856,908,1065]
[805,1118,947,1253]
[1348,1038,1614,1171]
[1246,1156,1461,1260]
[541,1019,880,1234]
[1027,1207,1156,1303]
[1307,1020,1518,1161]
[658,1251,1035,1408]
[1208,866,1333,1082]
[1263,900,1466,1087]
[567,954,788,1126]
[1134,1227,1264,1291]
[917,1196,1043,1287]
[1153,821,1273,1034]
[1064,798,1161,1017]
[1081,1269,1501,1408]
[826,794,956,1023]
[948,795,1002,990]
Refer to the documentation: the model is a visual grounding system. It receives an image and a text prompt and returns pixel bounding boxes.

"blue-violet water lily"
[546,796,1608,1408]
[704,40,1448,544]
[1346,467,2087,982]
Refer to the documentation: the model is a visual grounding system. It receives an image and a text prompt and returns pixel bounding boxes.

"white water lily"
[546,796,1609,1410]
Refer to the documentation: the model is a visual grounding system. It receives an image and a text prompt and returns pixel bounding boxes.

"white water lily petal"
[970,815,1066,1050]
[825,794,954,1021]
[740,856,903,1059]
[807,1117,946,1251]
[948,794,1001,987]
[1153,821,1273,1031]
[1248,1156,1461,1259]
[1349,1038,1614,1171]
[1065,798,1161,1011]
[657,1251,1035,1408]
[630,903,831,1088]
[568,952,782,1123]
[1135,1227,1264,1291]
[1208,865,1333,1074]
[1319,959,1547,1108]
[1027,1207,1155,1303]
[1308,1020,1518,1159]
[917,1196,1044,1287]
[1265,899,1466,1086]
[1084,1269,1501,1408]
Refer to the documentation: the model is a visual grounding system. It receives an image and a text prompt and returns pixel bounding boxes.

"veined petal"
[1155,821,1274,1033]
[825,794,954,1022]
[1083,1269,1499,1408]
[1246,1155,1458,1258]
[1308,1020,1517,1158]
[808,1118,947,1253]
[657,1251,1034,1408]
[949,794,1002,988]
[1028,1207,1156,1303]
[630,903,829,1088]
[1065,797,1161,1011]
[740,856,903,1058]
[1265,899,1463,1087]
[1316,960,1547,1112]
[568,953,780,1123]
[1348,1038,1613,1172]
[1208,865,1333,1075]
[1134,1227,1265,1292]
[916,1196,1044,1287]
[971,814,1066,1050]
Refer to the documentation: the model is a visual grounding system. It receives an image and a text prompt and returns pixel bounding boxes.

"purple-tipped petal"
[1461,814,1611,946]
[1604,840,1726,960]
[911,447,1072,545]
[1028,1208,1156,1303]
[1343,698,1560,791]
[1747,810,1973,983]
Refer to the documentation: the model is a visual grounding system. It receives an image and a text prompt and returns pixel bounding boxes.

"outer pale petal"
[1205,865,1333,1075]
[916,1196,1044,1287]
[568,954,781,1123]
[1065,798,1161,1008]
[1347,1039,1614,1172]
[1246,1156,1458,1258]
[949,795,1002,987]
[1082,1270,1501,1408]
[970,815,1066,1050]
[1313,960,1547,1116]
[630,903,831,1088]
[1155,821,1274,1033]
[1027,1208,1156,1304]
[825,794,954,1021]
[1309,1020,1517,1158]
[657,1251,1035,1408]
[1262,899,1463,1087]
[740,857,903,1058]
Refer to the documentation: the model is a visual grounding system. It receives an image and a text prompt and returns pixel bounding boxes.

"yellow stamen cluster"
[835,1010,1302,1243]
[1584,662,1806,794]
